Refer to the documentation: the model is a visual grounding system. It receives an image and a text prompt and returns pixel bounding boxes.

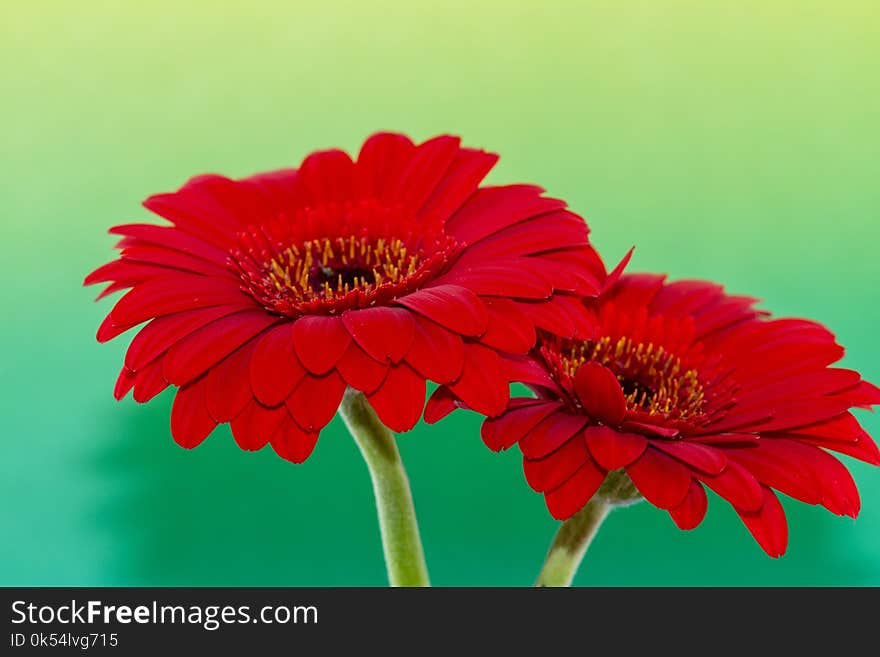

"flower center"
[231,201,457,316]
[550,336,706,421]
[269,236,419,297]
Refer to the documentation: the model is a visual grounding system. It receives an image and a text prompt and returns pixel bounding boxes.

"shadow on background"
[85,393,386,586]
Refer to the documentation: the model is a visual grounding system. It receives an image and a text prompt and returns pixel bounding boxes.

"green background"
[2,1,878,586]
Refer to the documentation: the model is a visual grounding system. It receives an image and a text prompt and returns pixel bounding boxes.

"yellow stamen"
[560,337,705,420]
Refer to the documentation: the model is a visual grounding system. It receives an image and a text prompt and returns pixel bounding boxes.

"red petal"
[354,132,415,199]
[366,363,426,432]
[343,307,415,363]
[117,244,234,277]
[478,297,536,354]
[110,274,253,326]
[114,367,136,401]
[691,433,760,447]
[285,371,347,432]
[668,481,708,530]
[292,315,352,375]
[516,297,576,338]
[404,316,464,384]
[241,168,299,209]
[85,260,164,301]
[601,247,634,293]
[620,420,680,438]
[109,223,230,262]
[481,400,561,452]
[697,460,764,513]
[801,433,880,466]
[270,416,320,463]
[502,355,560,392]
[735,368,861,407]
[86,258,150,286]
[480,256,591,297]
[390,135,460,210]
[519,411,588,459]
[651,440,727,475]
[737,486,788,558]
[716,398,853,434]
[694,296,763,339]
[445,184,566,245]
[125,305,245,371]
[97,312,127,344]
[705,307,760,345]
[846,380,880,407]
[205,342,255,422]
[95,280,138,301]
[648,279,724,317]
[132,358,170,403]
[295,148,355,205]
[461,210,589,258]
[396,284,488,337]
[446,343,509,417]
[541,295,600,339]
[106,276,250,334]
[418,148,498,222]
[141,177,251,239]
[524,438,590,492]
[625,447,692,510]
[164,311,278,385]
[604,273,665,308]
[170,377,216,449]
[740,439,860,517]
[336,341,389,394]
[574,362,626,426]
[725,444,821,506]
[780,412,865,442]
[230,401,288,451]
[250,323,305,406]
[423,386,459,424]
[436,261,553,298]
[544,460,607,520]
[699,406,774,434]
[534,248,605,298]
[584,426,647,470]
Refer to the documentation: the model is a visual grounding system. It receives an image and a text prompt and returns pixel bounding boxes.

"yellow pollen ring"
[562,336,705,420]
[262,235,421,303]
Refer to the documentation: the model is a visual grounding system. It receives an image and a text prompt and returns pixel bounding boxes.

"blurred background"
[1,0,878,585]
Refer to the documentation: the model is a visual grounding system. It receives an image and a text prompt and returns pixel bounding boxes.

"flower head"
[86,133,604,462]
[478,273,880,556]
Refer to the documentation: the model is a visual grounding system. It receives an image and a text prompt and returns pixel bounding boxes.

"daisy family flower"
[86,130,878,585]
[479,273,880,558]
[86,132,604,463]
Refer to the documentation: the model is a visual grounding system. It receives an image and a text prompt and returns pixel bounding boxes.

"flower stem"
[338,388,430,587]
[535,499,610,587]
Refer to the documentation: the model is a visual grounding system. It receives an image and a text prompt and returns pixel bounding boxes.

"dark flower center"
[549,336,706,421]
[267,236,421,298]
[230,200,458,316]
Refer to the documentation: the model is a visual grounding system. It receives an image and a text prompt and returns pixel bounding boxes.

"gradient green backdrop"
[2,1,878,586]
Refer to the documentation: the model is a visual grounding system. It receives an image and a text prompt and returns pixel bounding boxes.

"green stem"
[535,499,610,587]
[338,388,430,587]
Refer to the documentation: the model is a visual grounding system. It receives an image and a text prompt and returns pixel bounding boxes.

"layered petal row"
[474,274,880,556]
[88,132,606,462]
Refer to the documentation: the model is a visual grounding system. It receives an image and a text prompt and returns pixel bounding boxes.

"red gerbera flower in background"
[86,132,605,463]
[475,273,880,556]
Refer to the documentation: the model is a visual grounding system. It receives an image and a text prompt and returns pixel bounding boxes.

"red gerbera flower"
[476,273,880,556]
[86,132,605,463]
